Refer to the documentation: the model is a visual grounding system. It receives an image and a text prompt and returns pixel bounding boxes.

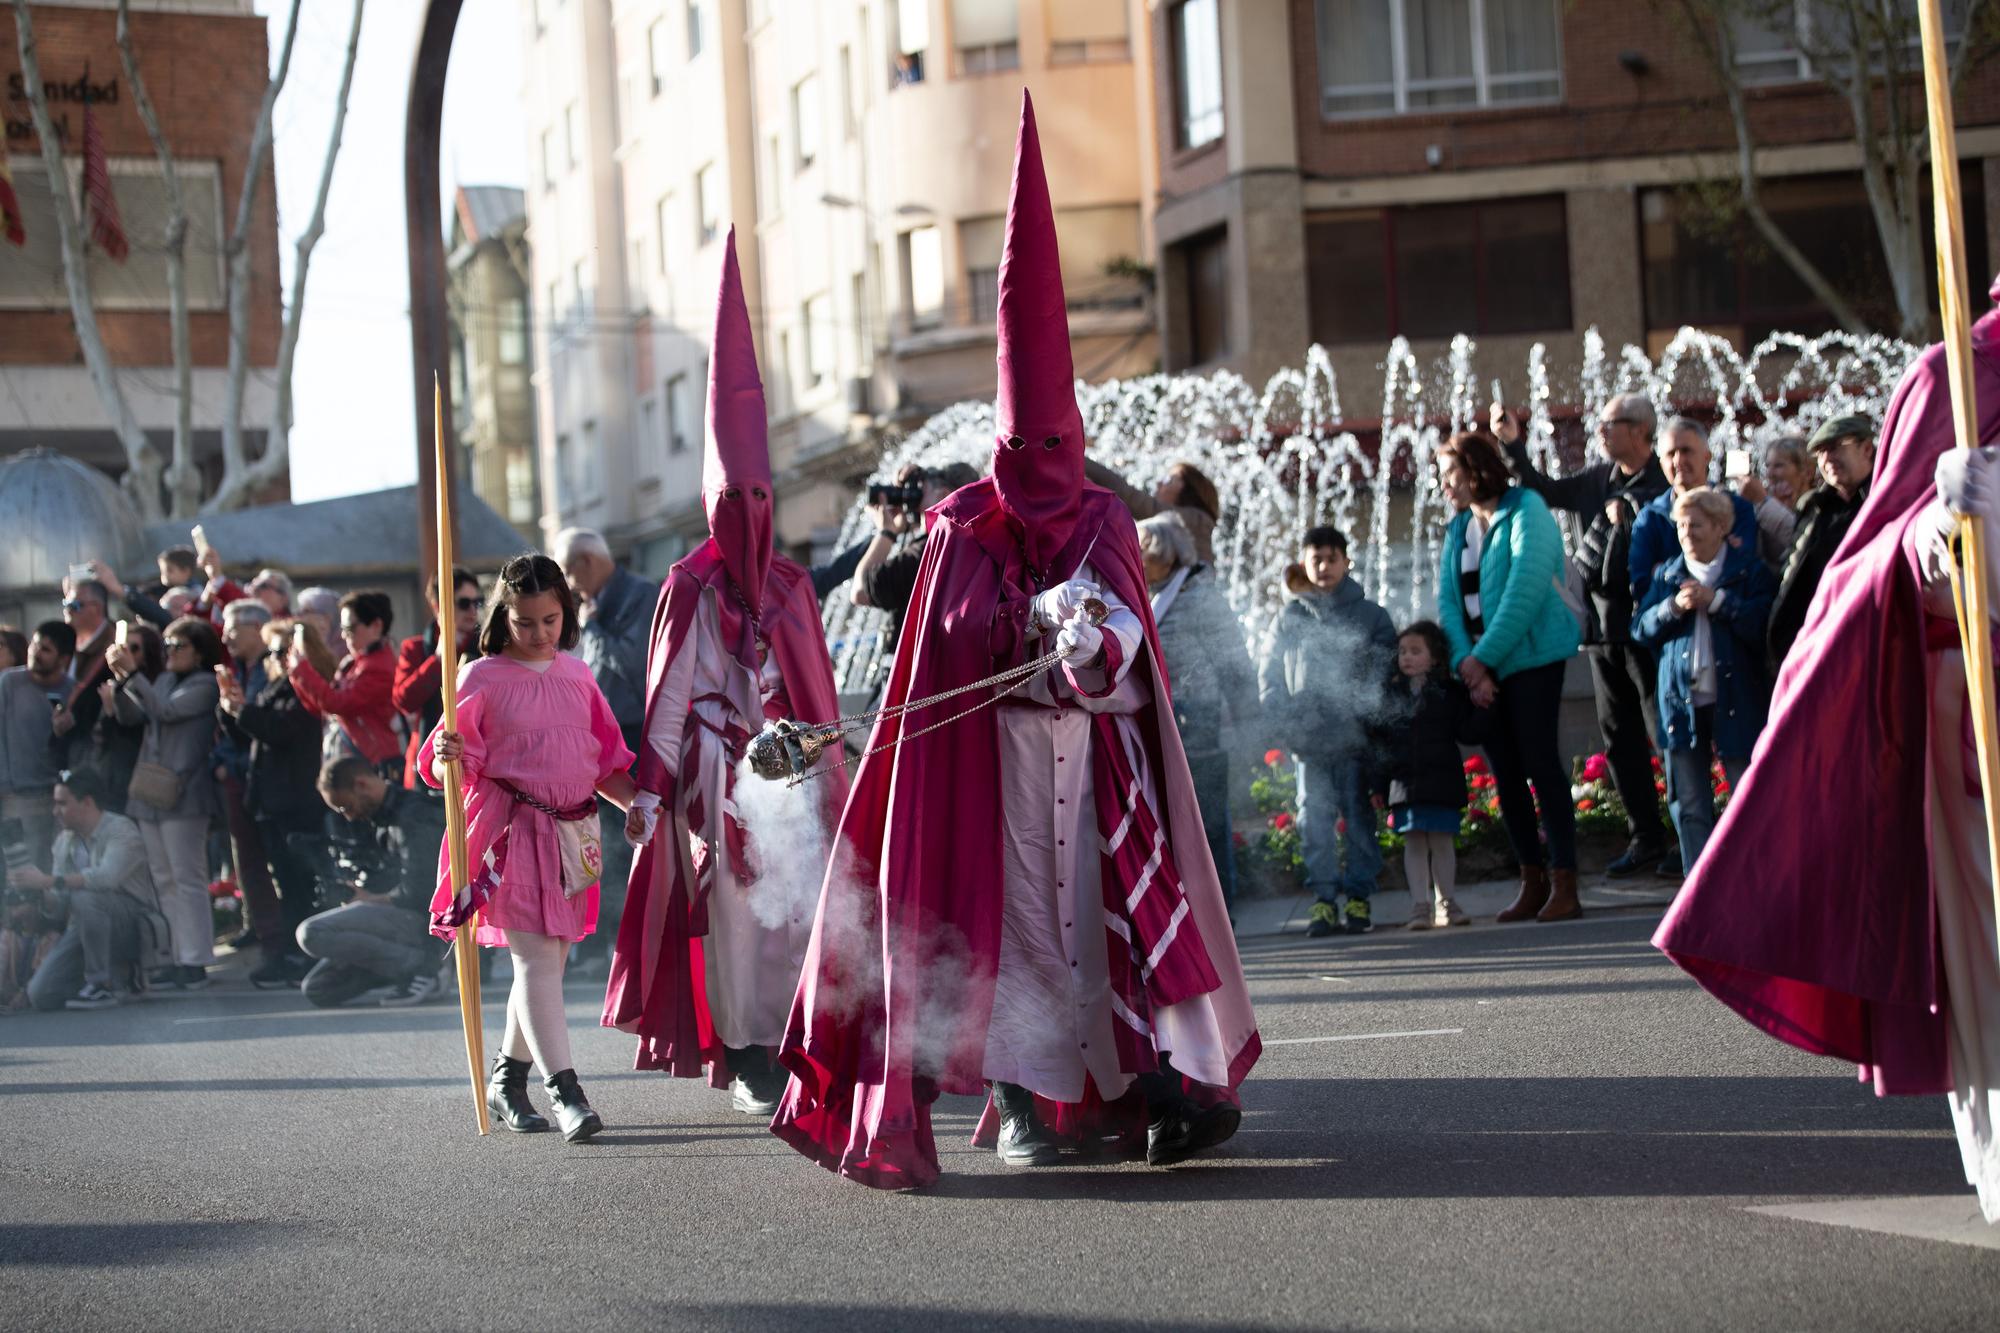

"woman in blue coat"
[1632,486,1777,874]
[1436,431,1583,923]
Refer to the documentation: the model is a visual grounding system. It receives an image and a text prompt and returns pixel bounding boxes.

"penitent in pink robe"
[419,652,633,948]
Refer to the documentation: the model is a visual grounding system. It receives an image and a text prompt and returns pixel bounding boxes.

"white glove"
[1055,609,1105,664]
[1031,579,1100,633]
[625,790,661,848]
[1936,445,2000,519]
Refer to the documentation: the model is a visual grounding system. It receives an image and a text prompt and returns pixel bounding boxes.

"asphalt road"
[4,901,1997,1332]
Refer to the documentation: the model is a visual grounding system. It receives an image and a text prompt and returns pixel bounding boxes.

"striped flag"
[0,154,22,247]
[81,97,127,263]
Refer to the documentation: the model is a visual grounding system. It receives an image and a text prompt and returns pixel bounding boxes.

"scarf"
[1684,551,1727,706]
[1149,566,1192,623]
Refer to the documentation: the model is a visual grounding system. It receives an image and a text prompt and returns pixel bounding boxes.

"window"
[839,45,857,139]
[1729,0,1965,84]
[893,0,930,86]
[903,225,944,329]
[1171,0,1223,149]
[793,74,821,171]
[0,159,228,312]
[564,101,580,168]
[640,396,659,465]
[775,328,795,414]
[803,294,835,388]
[954,0,1021,74]
[1305,195,1571,344]
[1315,0,1561,118]
[539,128,556,190]
[505,448,538,524]
[961,214,1004,323]
[1174,226,1230,366]
[695,164,719,247]
[1640,167,1987,342]
[1048,0,1129,63]
[647,19,668,94]
[1056,204,1145,310]
[666,373,692,454]
[499,300,527,365]
[686,0,707,59]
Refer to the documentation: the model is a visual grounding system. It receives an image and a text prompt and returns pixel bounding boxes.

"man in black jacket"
[292,758,449,1008]
[1768,414,1877,664]
[1494,396,1675,876]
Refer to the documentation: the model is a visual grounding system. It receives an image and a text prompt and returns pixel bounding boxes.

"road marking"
[1748,1197,2000,1250]
[1264,1027,1463,1046]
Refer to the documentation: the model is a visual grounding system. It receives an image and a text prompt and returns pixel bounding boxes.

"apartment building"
[1149,0,2000,398]
[525,0,1157,570]
[447,185,540,541]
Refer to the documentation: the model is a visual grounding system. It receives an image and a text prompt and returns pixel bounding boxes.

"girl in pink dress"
[423,555,637,1142]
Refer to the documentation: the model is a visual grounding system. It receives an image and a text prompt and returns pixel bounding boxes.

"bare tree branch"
[9,0,165,520]
[1955,0,1997,100]
[206,0,366,514]
[114,0,198,518]
[218,0,305,484]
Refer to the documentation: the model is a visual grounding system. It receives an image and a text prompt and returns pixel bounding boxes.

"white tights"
[1402,831,1458,911]
[500,932,573,1076]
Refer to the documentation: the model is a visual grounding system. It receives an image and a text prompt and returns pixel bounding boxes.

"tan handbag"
[127,760,183,812]
[556,812,603,900]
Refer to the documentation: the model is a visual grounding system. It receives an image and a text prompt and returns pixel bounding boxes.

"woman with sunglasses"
[392,568,483,790]
[107,616,223,988]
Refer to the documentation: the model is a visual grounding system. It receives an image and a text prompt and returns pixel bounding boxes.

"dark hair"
[1164,462,1221,522]
[930,461,980,493]
[32,620,76,658]
[317,756,376,796]
[1437,431,1514,503]
[425,565,478,603]
[0,625,25,667]
[1397,620,1453,683]
[339,590,394,637]
[159,545,199,574]
[55,767,108,807]
[123,623,167,680]
[478,554,580,658]
[164,617,224,671]
[1301,525,1349,557]
[71,579,109,609]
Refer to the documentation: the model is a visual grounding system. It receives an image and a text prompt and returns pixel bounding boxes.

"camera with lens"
[289,824,390,902]
[868,469,926,512]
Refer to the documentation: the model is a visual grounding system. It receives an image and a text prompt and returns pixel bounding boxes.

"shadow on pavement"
[0,1221,307,1266]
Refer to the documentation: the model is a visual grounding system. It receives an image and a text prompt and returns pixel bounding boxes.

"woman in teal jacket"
[1435,431,1583,923]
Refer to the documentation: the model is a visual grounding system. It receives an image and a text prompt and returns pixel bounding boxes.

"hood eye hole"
[751,487,767,500]
[1042,435,1061,451]
[723,487,741,500]
[1004,435,1027,451]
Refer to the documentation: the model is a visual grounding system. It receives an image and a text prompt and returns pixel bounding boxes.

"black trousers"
[1586,643,1667,846]
[1484,659,1577,871]
[257,812,326,942]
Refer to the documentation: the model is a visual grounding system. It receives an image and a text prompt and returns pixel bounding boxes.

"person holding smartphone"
[0,622,76,875]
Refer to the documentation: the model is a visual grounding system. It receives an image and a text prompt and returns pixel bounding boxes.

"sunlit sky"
[260,0,527,503]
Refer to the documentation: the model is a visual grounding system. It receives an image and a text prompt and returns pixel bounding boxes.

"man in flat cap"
[1768,414,1877,663]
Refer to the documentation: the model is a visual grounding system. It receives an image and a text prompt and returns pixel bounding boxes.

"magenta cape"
[599,541,848,1076]
[769,480,1261,1189]
[1654,294,2000,1095]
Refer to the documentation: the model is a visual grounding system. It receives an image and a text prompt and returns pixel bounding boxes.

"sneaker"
[147,965,184,990]
[1607,842,1668,879]
[65,983,119,1010]
[249,951,307,990]
[379,964,449,1008]
[1304,900,1342,938]
[1442,897,1472,926]
[1406,900,1434,931]
[179,965,211,990]
[1342,898,1374,934]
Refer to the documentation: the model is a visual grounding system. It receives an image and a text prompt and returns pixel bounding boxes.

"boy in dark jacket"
[1259,525,1397,935]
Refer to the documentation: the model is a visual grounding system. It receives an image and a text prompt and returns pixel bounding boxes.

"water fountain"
[820,326,1919,693]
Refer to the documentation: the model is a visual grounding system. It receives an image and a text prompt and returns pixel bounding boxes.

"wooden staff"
[435,373,489,1134]
[1918,0,2000,956]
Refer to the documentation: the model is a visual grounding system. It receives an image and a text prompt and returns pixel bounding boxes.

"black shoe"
[249,950,307,990]
[1303,900,1341,938]
[991,1082,1059,1166]
[728,1054,787,1118]
[544,1068,603,1143]
[1607,843,1667,878]
[1146,1100,1243,1167]
[223,928,259,952]
[486,1054,550,1133]
[1655,850,1684,879]
[1341,898,1374,935]
[179,965,210,990]
[147,966,183,990]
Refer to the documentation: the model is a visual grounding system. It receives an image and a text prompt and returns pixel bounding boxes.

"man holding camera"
[293,757,449,1008]
[20,770,160,1010]
[851,461,981,653]
[0,622,77,875]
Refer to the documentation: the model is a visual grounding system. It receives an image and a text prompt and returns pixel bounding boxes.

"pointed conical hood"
[991,89,1085,577]
[703,227,775,614]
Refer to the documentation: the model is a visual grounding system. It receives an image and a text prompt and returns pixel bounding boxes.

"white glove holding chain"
[625,790,661,847]
[1031,579,1100,633]
[1055,609,1105,664]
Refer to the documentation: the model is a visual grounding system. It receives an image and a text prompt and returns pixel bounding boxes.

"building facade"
[0,0,283,502]
[447,185,540,541]
[1149,0,2000,400]
[527,0,1158,572]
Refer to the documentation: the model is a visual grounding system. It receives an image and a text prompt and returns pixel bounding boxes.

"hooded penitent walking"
[1653,276,2000,1221]
[769,92,1259,1189]
[601,229,849,1116]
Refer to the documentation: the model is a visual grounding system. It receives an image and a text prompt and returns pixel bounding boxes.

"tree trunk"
[10,0,165,520]
[115,0,199,517]
[205,0,367,514]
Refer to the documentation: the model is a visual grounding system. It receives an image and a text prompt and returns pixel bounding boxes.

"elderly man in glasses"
[1492,393,1678,878]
